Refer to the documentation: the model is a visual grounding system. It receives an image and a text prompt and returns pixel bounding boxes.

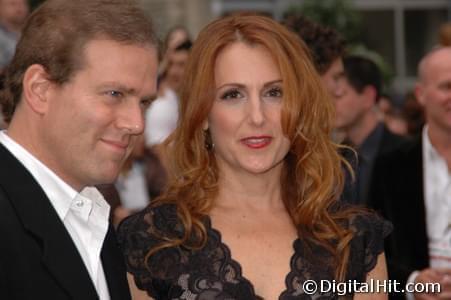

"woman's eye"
[265,87,283,98]
[220,89,242,100]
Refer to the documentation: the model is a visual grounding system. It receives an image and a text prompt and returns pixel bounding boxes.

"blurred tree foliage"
[284,0,362,43]
[284,0,394,91]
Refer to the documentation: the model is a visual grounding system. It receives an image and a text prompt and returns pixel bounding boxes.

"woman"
[118,14,391,300]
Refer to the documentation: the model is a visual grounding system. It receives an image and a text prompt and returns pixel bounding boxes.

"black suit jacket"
[378,125,409,156]
[0,144,131,299]
[341,124,407,205]
[370,135,429,298]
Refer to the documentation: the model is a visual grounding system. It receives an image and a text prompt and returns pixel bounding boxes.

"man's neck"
[346,111,379,147]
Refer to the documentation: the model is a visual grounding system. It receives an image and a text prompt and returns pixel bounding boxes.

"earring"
[204,129,214,150]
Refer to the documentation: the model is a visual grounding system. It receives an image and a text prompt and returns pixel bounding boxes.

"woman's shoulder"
[348,210,392,239]
[116,202,183,268]
[344,208,393,280]
[116,203,184,295]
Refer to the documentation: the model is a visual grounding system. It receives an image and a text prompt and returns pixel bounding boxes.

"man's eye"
[107,90,123,98]
[220,89,242,100]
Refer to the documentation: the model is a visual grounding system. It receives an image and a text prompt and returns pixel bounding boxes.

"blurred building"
[140,0,451,95]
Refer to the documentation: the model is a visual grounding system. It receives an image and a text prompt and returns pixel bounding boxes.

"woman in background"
[118,14,391,300]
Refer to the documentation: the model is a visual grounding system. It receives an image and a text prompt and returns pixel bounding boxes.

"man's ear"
[414,83,426,107]
[362,85,377,109]
[22,64,52,115]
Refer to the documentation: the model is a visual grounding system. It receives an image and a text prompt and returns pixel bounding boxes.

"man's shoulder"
[378,134,421,165]
[379,125,410,154]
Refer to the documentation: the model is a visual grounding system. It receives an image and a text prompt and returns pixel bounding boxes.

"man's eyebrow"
[99,82,132,92]
[99,82,156,99]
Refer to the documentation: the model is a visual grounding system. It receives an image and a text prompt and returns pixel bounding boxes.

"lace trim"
[204,215,264,300]
[119,205,392,300]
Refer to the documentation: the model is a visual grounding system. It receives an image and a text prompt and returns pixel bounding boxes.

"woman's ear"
[22,64,52,115]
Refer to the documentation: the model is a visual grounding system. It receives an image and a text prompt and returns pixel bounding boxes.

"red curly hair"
[149,13,356,281]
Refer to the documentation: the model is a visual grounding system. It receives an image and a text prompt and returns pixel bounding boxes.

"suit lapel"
[401,137,429,265]
[0,144,98,299]
[101,225,131,300]
[409,137,429,264]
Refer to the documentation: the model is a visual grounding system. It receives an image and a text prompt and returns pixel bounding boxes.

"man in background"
[283,15,346,101]
[0,0,158,298]
[0,0,29,71]
[372,47,451,299]
[336,55,406,205]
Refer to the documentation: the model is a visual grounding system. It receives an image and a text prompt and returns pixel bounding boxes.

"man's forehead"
[419,47,451,78]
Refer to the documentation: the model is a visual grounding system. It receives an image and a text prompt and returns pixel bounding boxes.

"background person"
[0,0,29,71]
[371,46,451,300]
[283,15,346,103]
[335,55,406,205]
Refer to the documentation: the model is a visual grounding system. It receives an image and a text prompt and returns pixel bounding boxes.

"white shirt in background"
[406,126,451,300]
[422,126,451,268]
[115,161,149,211]
[145,88,179,147]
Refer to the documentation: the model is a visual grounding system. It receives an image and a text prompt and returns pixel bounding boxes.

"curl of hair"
[148,13,357,281]
[282,15,345,75]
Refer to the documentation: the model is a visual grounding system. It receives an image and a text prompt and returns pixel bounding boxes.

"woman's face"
[206,42,291,176]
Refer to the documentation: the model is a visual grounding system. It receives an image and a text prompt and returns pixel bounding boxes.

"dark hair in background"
[157,39,192,88]
[174,39,193,52]
[343,55,382,101]
[0,0,158,123]
[283,15,345,75]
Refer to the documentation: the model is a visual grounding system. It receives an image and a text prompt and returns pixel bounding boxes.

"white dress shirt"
[0,131,111,300]
[423,126,451,268]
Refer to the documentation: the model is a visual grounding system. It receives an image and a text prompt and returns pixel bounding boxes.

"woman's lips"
[240,136,272,149]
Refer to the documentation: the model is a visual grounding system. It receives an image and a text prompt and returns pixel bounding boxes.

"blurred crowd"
[1,0,451,299]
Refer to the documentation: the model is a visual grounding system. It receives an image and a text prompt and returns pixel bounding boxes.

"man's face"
[321,58,345,99]
[0,0,28,28]
[416,48,451,135]
[333,77,368,131]
[42,39,158,190]
[166,50,189,92]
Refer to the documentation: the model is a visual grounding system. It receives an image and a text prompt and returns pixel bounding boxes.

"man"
[0,0,29,70]
[335,55,405,205]
[283,15,346,100]
[371,47,451,299]
[0,0,158,299]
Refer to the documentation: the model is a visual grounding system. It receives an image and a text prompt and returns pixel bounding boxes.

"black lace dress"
[117,204,392,300]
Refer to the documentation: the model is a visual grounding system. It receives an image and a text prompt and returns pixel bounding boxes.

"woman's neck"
[214,164,285,212]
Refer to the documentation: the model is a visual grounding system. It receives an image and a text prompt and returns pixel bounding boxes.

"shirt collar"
[0,131,108,220]
[423,126,439,160]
